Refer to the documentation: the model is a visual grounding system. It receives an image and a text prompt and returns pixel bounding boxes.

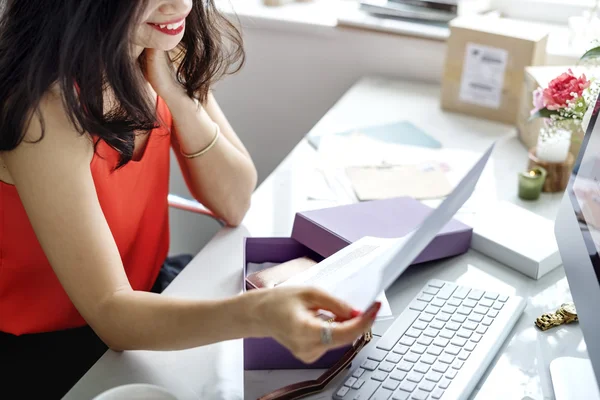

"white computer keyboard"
[332,279,526,400]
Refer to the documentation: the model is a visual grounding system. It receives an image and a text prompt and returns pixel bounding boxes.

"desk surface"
[65,77,584,400]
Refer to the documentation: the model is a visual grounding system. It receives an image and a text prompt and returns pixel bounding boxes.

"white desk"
[65,77,585,400]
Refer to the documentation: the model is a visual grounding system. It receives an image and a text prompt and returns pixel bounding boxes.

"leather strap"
[257,332,372,400]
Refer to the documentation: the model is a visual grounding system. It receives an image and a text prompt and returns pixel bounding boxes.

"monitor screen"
[568,99,600,286]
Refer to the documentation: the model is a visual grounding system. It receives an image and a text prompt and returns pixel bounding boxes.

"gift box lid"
[291,197,473,264]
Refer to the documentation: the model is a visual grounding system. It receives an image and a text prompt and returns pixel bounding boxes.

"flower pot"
[528,147,574,193]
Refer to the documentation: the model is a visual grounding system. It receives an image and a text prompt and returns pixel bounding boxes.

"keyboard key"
[476,326,488,335]
[452,360,464,370]
[473,306,488,315]
[387,354,402,364]
[458,350,471,361]
[438,378,452,389]
[425,371,443,382]
[412,321,428,330]
[462,299,477,308]
[465,341,476,352]
[445,345,461,356]
[380,362,396,373]
[437,284,457,300]
[410,344,427,355]
[445,322,461,331]
[414,362,430,374]
[399,380,417,393]
[409,300,428,312]
[431,388,445,399]
[423,328,439,338]
[439,353,455,364]
[463,321,478,331]
[417,336,433,347]
[426,346,443,356]
[372,388,394,400]
[435,313,451,322]
[420,354,437,365]
[441,305,457,315]
[353,368,366,378]
[423,287,440,296]
[450,314,467,323]
[418,293,434,303]
[345,377,357,387]
[407,371,424,383]
[404,352,420,363]
[439,329,455,340]
[336,386,350,397]
[447,298,462,307]
[432,362,449,373]
[390,370,407,381]
[457,306,471,316]
[377,310,420,351]
[393,344,410,355]
[369,349,389,362]
[482,317,494,326]
[372,371,389,382]
[405,328,422,339]
[451,337,467,347]
[399,336,416,347]
[429,280,445,288]
[419,380,436,392]
[352,379,365,389]
[493,301,504,310]
[362,360,379,371]
[484,292,499,300]
[431,298,445,308]
[398,361,414,372]
[498,294,509,302]
[356,380,381,399]
[430,320,445,330]
[487,310,499,318]
[383,378,400,391]
[424,305,441,315]
[411,389,430,400]
[456,328,473,339]
[468,290,484,301]
[467,314,483,323]
[433,337,449,348]
[479,298,494,307]
[470,333,483,343]
[418,313,434,323]
[452,287,470,299]
[445,369,458,379]
[392,390,410,400]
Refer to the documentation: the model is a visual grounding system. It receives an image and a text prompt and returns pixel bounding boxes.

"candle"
[518,167,547,200]
[536,128,571,163]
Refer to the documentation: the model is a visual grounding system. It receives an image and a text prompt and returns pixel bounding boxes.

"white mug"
[92,384,178,400]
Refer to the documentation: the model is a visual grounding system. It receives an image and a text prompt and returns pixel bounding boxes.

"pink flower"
[543,69,590,111]
[531,87,545,114]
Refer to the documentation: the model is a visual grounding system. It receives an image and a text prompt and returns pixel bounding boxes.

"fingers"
[329,302,381,346]
[300,287,356,321]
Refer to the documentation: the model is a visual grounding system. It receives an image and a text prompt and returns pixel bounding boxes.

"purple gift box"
[243,197,472,370]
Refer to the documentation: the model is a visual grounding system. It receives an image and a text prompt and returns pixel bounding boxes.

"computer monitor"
[555,96,600,392]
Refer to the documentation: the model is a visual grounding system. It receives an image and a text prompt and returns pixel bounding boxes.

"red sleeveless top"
[0,96,172,335]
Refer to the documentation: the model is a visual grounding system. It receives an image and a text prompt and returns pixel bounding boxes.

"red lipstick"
[148,19,185,36]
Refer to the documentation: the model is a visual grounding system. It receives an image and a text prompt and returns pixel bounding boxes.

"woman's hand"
[143,48,181,100]
[254,286,380,364]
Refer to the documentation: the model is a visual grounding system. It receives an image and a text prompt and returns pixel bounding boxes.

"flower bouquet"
[528,69,599,191]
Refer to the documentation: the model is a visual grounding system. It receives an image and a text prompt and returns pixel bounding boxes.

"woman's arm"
[2,91,260,351]
[166,91,257,227]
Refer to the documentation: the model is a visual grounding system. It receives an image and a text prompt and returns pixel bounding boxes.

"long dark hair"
[0,0,244,168]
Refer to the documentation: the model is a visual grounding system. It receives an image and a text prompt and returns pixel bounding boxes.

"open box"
[243,197,473,370]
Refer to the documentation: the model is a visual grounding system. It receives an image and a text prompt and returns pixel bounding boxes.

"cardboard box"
[517,65,586,156]
[243,197,473,370]
[441,15,550,125]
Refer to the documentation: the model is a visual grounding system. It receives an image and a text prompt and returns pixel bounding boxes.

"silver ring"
[321,321,334,345]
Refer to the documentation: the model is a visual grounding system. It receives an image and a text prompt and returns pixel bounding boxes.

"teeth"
[156,20,184,31]
[167,24,174,29]
[160,24,166,29]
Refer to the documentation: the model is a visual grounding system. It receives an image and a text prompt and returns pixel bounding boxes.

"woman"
[0,0,379,398]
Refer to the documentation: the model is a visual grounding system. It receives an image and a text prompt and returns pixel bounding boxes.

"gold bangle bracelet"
[180,122,221,159]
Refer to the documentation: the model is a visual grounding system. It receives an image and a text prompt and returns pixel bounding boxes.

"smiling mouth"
[148,19,185,35]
